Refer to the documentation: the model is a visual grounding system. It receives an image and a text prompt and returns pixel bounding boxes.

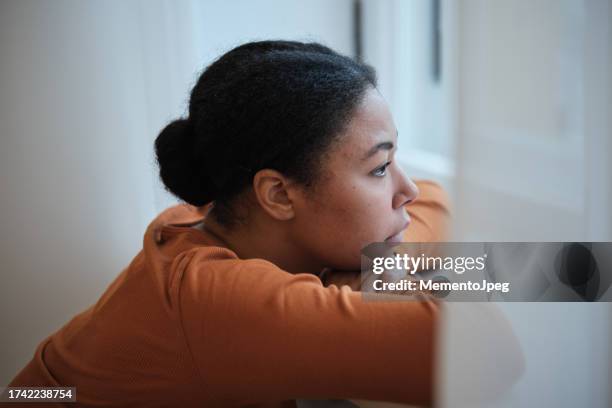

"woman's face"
[290,88,419,270]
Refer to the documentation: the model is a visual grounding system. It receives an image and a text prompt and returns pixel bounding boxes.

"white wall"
[0,0,158,384]
[454,0,587,241]
[0,0,353,385]
[452,1,612,406]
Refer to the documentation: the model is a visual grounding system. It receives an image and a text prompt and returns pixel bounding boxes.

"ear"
[252,169,296,221]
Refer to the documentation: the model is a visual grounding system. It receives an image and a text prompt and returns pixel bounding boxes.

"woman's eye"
[372,161,391,177]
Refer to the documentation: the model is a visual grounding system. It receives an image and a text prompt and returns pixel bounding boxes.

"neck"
[200,211,323,275]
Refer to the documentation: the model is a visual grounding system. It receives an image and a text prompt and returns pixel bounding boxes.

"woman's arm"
[179,257,438,406]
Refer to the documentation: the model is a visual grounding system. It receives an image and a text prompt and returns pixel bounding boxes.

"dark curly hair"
[155,40,377,227]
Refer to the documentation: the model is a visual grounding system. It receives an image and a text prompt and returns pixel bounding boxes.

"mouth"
[384,219,411,243]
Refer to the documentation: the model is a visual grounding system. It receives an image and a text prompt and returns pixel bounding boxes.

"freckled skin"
[288,88,419,271]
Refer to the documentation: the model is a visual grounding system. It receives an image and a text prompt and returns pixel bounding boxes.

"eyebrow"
[362,141,395,161]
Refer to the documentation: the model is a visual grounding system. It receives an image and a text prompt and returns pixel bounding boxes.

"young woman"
[7,40,450,407]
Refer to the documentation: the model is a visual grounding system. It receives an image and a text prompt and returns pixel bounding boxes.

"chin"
[317,240,367,271]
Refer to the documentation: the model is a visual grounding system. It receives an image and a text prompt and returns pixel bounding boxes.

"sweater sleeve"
[177,255,439,407]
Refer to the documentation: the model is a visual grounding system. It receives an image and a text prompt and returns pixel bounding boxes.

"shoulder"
[179,249,322,295]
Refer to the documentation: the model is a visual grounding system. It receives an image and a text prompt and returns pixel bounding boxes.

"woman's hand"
[319,268,362,290]
[320,267,435,299]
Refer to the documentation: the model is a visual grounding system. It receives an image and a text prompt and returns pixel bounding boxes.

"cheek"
[326,195,380,238]
[300,180,394,268]
[333,178,393,226]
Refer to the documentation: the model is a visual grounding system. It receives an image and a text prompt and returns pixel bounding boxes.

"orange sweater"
[6,181,450,407]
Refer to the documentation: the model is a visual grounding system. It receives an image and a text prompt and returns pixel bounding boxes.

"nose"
[392,165,419,210]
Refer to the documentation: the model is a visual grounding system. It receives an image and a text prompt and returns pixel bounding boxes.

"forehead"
[331,88,397,161]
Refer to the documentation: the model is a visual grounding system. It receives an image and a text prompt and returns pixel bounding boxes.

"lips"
[385,218,411,243]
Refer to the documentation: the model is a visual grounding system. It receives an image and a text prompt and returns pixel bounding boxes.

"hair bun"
[154,118,215,206]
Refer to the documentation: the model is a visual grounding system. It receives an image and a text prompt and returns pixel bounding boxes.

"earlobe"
[252,169,296,221]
